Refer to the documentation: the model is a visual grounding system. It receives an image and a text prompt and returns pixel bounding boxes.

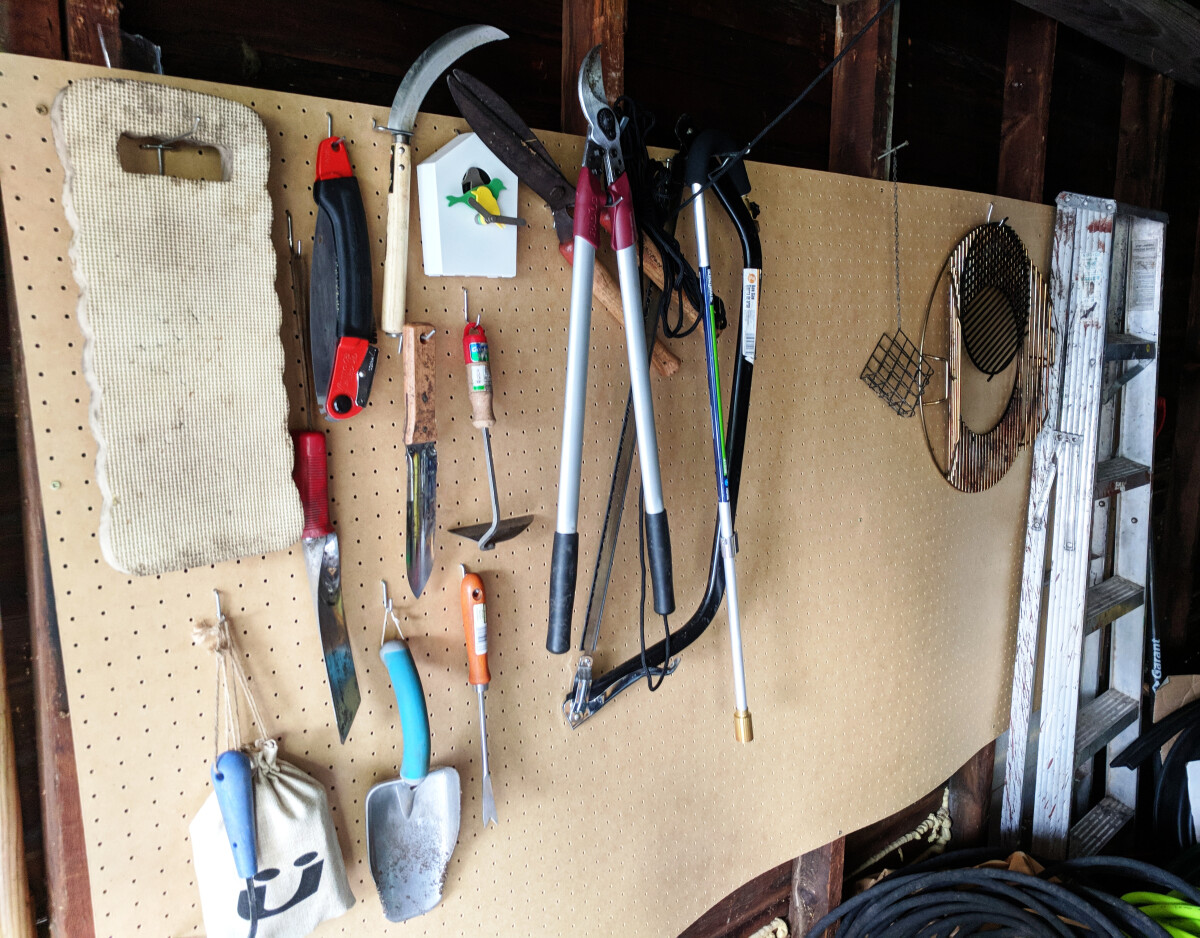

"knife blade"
[293,430,362,742]
[404,323,438,599]
[311,127,377,420]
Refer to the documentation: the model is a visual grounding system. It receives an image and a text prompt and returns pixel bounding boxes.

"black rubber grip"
[313,175,375,342]
[547,531,578,654]
[643,510,675,616]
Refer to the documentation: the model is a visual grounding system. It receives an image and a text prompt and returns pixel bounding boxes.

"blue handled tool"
[212,748,258,934]
[366,582,461,922]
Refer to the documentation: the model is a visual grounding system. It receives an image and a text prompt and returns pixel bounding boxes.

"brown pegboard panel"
[0,53,1053,936]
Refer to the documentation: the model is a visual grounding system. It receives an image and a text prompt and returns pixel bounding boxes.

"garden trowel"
[366,626,461,922]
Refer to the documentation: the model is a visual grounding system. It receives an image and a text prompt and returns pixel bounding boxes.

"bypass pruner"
[547,45,675,654]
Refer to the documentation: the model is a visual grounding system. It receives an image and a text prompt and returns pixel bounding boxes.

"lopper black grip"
[644,510,675,616]
[547,532,578,653]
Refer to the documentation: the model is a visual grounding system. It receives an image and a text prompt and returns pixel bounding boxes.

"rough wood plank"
[828,0,897,178]
[1113,59,1174,208]
[677,858,793,938]
[8,248,95,938]
[789,840,844,938]
[561,0,626,135]
[948,743,996,849]
[997,5,1056,202]
[0,611,34,937]
[1014,0,1200,89]
[0,0,63,59]
[63,0,120,66]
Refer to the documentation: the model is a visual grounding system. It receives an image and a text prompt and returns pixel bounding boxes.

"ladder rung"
[1094,457,1151,501]
[1068,795,1134,858]
[1105,333,1156,361]
[1085,576,1145,633]
[1074,688,1139,768]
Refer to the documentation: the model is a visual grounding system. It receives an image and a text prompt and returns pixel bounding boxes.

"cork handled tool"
[460,565,498,827]
[449,289,533,550]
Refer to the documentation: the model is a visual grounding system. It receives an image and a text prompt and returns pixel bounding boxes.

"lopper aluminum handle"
[380,639,431,784]
[291,430,333,540]
[211,749,257,879]
[460,570,491,686]
[381,139,412,337]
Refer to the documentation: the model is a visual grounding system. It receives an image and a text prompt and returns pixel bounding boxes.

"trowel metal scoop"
[366,625,461,922]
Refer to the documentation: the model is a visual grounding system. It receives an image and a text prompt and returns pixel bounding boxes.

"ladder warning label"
[1128,238,1160,313]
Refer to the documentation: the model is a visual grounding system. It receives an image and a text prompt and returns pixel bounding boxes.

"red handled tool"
[310,115,377,420]
[449,290,533,550]
[460,565,497,827]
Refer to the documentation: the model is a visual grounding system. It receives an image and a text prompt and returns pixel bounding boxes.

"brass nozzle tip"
[734,709,754,743]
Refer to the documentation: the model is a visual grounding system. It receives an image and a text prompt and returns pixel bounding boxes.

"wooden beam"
[789,840,844,937]
[6,249,95,938]
[1013,0,1200,90]
[1162,212,1200,660]
[828,0,898,178]
[947,743,995,848]
[997,6,1056,202]
[0,0,64,59]
[62,0,121,67]
[561,0,626,136]
[1113,60,1174,209]
[678,858,793,938]
[0,612,35,938]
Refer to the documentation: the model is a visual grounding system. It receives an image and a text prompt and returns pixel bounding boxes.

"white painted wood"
[1031,194,1115,860]
[1107,213,1164,808]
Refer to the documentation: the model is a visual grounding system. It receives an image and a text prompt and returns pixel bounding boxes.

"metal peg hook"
[463,287,480,326]
[380,580,405,644]
[139,115,201,175]
[327,112,333,138]
[213,588,225,622]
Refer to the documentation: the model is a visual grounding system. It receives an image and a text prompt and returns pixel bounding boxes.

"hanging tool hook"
[462,287,479,327]
[213,588,225,623]
[381,580,405,645]
[139,115,201,175]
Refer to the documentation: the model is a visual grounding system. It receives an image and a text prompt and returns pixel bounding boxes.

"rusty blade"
[448,69,574,246]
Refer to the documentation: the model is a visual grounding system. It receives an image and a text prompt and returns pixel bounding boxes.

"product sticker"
[469,363,490,393]
[1127,237,1161,313]
[472,603,488,655]
[741,269,760,363]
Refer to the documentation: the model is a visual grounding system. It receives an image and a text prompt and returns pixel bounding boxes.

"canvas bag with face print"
[188,605,354,937]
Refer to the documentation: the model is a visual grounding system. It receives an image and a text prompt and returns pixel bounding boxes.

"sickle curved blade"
[389,25,508,136]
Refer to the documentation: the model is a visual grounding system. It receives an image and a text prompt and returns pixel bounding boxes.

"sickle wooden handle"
[381,139,412,337]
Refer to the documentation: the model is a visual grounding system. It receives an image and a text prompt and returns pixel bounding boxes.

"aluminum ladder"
[1000,192,1166,859]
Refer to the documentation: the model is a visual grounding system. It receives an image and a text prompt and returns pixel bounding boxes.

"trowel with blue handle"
[365,614,461,922]
[212,749,259,937]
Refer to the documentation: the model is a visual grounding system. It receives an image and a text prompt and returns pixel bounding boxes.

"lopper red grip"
[291,430,333,540]
[315,136,354,182]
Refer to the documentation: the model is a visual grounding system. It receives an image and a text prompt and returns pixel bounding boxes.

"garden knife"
[404,323,438,599]
[293,430,361,742]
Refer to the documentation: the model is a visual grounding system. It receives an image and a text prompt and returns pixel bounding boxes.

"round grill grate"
[959,222,1031,376]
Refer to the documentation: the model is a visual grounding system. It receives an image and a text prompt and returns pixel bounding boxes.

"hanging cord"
[193,594,266,938]
[880,141,910,334]
[615,98,713,340]
[674,0,900,221]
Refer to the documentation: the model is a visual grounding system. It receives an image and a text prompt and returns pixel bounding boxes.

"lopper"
[548,44,675,654]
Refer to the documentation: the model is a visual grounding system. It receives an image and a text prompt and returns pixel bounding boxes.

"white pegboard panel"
[0,53,1053,937]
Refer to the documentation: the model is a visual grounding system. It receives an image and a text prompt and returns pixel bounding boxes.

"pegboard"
[0,53,1054,937]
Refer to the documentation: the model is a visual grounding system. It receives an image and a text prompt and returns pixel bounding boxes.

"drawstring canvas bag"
[190,601,354,937]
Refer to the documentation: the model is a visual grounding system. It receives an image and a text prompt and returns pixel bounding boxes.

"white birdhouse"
[416,132,519,278]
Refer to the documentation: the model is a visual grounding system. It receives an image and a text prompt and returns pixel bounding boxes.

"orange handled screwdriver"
[460,565,498,827]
